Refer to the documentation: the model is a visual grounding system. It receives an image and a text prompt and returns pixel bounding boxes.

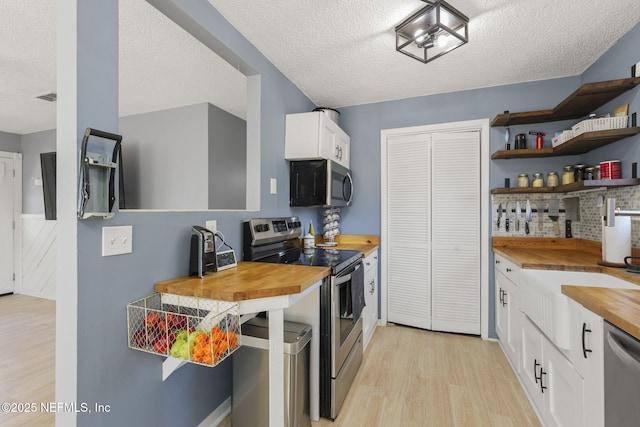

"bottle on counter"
[547,171,559,187]
[562,165,575,185]
[517,173,530,188]
[532,172,544,188]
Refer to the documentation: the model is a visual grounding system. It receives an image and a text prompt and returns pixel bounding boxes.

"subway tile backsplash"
[491,185,640,247]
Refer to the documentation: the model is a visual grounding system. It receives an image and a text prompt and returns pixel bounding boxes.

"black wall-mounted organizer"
[77,127,125,219]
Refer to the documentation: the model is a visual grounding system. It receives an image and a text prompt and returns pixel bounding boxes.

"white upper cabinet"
[285,112,351,168]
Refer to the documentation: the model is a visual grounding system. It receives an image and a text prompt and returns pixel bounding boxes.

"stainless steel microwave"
[289,159,353,207]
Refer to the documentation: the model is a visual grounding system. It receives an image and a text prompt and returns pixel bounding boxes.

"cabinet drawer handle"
[495,259,501,264]
[539,368,547,394]
[370,280,375,294]
[506,268,512,273]
[534,359,541,384]
[582,322,593,359]
[499,288,504,305]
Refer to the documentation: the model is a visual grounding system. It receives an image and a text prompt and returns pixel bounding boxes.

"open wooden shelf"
[491,127,640,159]
[491,179,640,194]
[491,78,640,127]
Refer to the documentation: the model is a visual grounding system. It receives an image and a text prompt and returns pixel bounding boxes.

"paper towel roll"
[602,216,631,265]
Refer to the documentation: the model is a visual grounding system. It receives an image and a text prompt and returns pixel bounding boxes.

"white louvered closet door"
[431,131,480,334]
[385,130,480,334]
[386,133,431,330]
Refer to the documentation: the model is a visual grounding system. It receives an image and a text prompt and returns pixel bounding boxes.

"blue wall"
[72,1,316,426]
[70,2,640,424]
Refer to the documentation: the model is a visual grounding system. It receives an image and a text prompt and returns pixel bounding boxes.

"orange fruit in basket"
[204,354,213,365]
[227,331,238,349]
[215,340,229,356]
[195,333,208,345]
[211,329,225,344]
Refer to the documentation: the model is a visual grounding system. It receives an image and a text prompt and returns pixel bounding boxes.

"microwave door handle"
[344,173,354,205]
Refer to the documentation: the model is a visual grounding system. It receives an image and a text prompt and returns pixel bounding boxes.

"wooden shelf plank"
[491,147,554,160]
[491,179,640,194]
[491,127,640,159]
[491,77,640,127]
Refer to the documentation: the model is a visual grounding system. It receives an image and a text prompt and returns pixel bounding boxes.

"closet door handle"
[582,322,593,359]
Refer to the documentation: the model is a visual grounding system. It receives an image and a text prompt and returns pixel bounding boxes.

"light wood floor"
[223,324,540,427]
[0,294,56,427]
[1,296,539,427]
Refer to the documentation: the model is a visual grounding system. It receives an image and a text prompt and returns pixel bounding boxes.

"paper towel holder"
[604,197,640,226]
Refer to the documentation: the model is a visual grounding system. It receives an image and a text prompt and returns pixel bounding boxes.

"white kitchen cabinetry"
[494,254,520,370]
[362,250,379,351]
[285,112,350,168]
[521,314,585,427]
[568,299,604,427]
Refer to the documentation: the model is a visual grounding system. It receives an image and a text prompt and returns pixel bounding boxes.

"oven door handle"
[334,262,362,286]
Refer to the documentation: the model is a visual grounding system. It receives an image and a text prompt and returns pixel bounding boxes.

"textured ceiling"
[208,0,640,107]
[2,1,640,135]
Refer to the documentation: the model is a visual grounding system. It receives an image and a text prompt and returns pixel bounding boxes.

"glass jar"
[574,164,586,181]
[585,167,595,180]
[547,171,559,187]
[594,165,601,180]
[517,173,530,188]
[532,172,544,187]
[562,165,575,185]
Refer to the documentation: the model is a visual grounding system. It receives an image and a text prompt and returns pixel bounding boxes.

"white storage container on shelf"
[552,130,574,147]
[571,115,628,136]
[127,293,241,367]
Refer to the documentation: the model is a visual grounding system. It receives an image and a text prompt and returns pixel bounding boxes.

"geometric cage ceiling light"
[395,0,469,63]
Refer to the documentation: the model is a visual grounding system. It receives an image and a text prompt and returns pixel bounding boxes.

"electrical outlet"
[270,178,277,195]
[102,226,132,256]
[206,220,217,233]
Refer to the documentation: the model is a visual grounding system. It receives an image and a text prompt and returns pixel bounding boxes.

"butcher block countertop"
[493,237,640,340]
[155,262,330,302]
[316,234,379,258]
[155,235,379,302]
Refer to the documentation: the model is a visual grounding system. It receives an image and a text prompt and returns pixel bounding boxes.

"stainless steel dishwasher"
[604,320,640,427]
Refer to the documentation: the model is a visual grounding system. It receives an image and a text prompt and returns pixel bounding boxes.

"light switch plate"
[270,178,277,195]
[205,220,217,233]
[102,226,132,256]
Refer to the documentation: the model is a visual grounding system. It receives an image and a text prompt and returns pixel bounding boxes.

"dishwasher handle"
[607,327,640,376]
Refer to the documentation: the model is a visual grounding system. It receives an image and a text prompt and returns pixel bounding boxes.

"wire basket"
[572,115,628,136]
[127,293,241,367]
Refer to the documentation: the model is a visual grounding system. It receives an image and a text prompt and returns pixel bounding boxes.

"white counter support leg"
[268,308,284,427]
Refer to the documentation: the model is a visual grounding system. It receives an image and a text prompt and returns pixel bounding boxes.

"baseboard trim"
[16,289,56,301]
[198,396,231,427]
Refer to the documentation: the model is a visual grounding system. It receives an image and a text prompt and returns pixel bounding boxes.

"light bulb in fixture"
[414,29,426,43]
[436,34,450,47]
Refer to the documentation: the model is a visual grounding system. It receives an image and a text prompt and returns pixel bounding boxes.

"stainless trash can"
[232,317,312,427]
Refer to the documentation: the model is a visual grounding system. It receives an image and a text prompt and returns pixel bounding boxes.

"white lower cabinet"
[495,268,519,370]
[493,252,604,427]
[520,313,585,427]
[568,299,604,427]
[362,250,379,351]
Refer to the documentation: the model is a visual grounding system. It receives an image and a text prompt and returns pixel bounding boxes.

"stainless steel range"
[242,217,364,420]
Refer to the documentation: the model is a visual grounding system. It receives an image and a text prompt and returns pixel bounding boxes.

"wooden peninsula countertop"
[155,262,330,302]
[493,237,640,340]
[155,235,379,303]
